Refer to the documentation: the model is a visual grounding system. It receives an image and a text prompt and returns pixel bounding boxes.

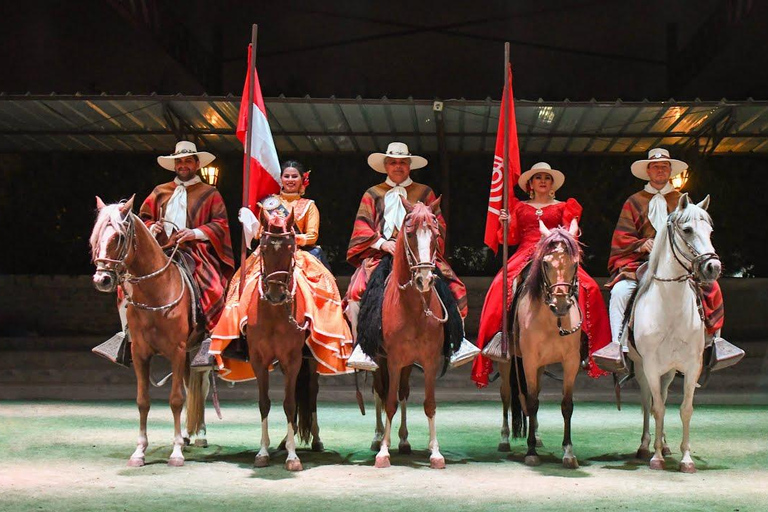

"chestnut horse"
[248,209,317,471]
[90,196,209,467]
[509,219,583,468]
[373,197,450,469]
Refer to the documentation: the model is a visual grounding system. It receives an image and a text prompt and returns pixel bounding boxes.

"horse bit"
[258,230,308,331]
[94,212,185,312]
[540,258,583,337]
[396,231,449,324]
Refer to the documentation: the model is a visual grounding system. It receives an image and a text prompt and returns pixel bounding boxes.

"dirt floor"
[1,400,766,511]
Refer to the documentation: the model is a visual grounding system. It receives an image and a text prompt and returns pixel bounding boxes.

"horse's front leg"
[499,361,512,452]
[422,357,444,469]
[253,358,271,468]
[524,364,542,466]
[168,348,187,466]
[659,370,676,457]
[633,357,653,460]
[281,353,303,471]
[679,361,701,473]
[371,366,386,451]
[398,365,413,454]
[646,371,667,470]
[561,354,579,469]
[308,362,324,452]
[128,352,151,467]
[375,362,401,468]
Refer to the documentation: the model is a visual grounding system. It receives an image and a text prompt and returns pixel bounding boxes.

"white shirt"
[372,177,413,250]
[163,176,208,240]
[644,182,676,233]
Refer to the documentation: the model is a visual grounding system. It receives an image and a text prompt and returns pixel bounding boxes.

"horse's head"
[90,195,136,293]
[668,193,721,283]
[259,208,297,304]
[533,219,581,317]
[400,196,441,293]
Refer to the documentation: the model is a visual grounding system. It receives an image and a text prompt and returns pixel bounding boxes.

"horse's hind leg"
[524,364,542,467]
[634,358,653,460]
[679,366,700,473]
[375,362,401,468]
[128,353,151,467]
[646,372,667,470]
[254,362,271,468]
[281,355,303,471]
[371,365,386,451]
[308,362,323,452]
[499,361,511,452]
[422,358,444,469]
[660,370,675,457]
[168,350,187,466]
[561,355,579,469]
[398,365,413,454]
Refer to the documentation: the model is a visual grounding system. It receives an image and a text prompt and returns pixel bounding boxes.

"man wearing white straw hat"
[94,141,234,367]
[592,147,742,373]
[344,142,478,370]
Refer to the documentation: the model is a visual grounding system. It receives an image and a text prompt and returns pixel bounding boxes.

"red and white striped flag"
[484,63,521,254]
[236,44,281,210]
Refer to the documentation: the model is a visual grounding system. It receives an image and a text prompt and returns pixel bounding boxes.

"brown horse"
[247,209,317,471]
[90,196,209,467]
[373,197,449,469]
[509,219,583,468]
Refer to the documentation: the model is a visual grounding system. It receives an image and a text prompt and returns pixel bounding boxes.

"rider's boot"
[92,328,132,368]
[346,343,379,371]
[449,338,481,368]
[704,330,745,371]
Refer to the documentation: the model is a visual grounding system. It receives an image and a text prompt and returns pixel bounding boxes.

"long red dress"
[471,199,611,387]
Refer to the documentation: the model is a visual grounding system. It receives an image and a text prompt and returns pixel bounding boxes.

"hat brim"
[630,158,687,180]
[157,152,216,171]
[367,153,428,174]
[518,168,565,192]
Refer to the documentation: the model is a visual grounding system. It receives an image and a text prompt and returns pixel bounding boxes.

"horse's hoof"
[662,446,672,457]
[562,456,579,469]
[168,457,184,467]
[430,457,446,469]
[636,448,652,460]
[127,457,145,468]
[194,439,208,448]
[679,461,696,474]
[649,458,664,470]
[311,441,324,452]
[498,442,511,453]
[374,455,391,468]
[370,440,382,452]
[254,455,270,468]
[285,459,303,472]
[398,442,412,455]
[524,455,541,467]
[535,437,544,448]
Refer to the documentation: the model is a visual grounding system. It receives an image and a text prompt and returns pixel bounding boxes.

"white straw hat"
[157,141,215,171]
[630,147,687,180]
[517,162,565,192]
[367,142,428,174]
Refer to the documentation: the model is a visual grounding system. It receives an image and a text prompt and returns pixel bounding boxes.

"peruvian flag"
[237,44,281,210]
[483,63,521,254]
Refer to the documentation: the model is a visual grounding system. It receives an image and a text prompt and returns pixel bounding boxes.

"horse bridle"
[257,229,308,331]
[395,227,448,324]
[539,246,583,337]
[654,218,720,284]
[93,211,185,311]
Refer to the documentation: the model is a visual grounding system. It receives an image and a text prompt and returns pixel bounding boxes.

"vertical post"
[239,24,258,299]
[501,42,511,359]
[434,101,451,252]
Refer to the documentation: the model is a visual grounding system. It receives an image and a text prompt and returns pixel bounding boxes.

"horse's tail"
[509,356,528,438]
[185,368,209,436]
[295,357,314,444]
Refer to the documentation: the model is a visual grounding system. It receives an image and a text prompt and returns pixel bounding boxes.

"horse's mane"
[522,227,581,303]
[636,202,712,298]
[89,203,129,261]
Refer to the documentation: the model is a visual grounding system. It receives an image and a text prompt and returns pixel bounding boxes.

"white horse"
[629,193,721,473]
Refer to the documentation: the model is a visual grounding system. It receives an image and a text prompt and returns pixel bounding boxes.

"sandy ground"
[1,401,767,511]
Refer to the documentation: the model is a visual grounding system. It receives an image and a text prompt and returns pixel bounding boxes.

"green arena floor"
[1,400,766,511]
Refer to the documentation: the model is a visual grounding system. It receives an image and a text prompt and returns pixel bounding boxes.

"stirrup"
[92,330,131,368]
[592,341,629,374]
[708,337,745,372]
[346,344,378,371]
[191,337,216,370]
[481,332,510,363]
[450,338,481,368]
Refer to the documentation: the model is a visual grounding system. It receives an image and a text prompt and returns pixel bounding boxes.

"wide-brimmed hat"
[157,141,216,171]
[518,162,565,192]
[367,142,428,174]
[631,147,687,180]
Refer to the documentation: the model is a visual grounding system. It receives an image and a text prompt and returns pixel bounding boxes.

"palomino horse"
[90,196,209,467]
[509,219,583,468]
[373,197,453,469]
[248,209,318,471]
[629,193,720,473]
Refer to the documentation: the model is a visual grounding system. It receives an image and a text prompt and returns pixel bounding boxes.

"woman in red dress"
[471,162,611,387]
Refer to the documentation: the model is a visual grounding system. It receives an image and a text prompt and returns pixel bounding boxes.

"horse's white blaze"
[257,418,270,458]
[285,423,298,461]
[415,225,434,282]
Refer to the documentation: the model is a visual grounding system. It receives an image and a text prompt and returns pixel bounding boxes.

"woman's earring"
[529,189,535,200]
[549,190,556,199]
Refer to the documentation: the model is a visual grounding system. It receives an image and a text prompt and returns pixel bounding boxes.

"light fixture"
[671,168,689,190]
[201,165,220,186]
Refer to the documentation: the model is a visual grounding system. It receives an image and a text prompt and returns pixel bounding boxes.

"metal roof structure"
[1,94,767,155]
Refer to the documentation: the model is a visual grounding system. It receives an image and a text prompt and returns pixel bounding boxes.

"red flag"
[484,63,521,254]
[237,44,281,210]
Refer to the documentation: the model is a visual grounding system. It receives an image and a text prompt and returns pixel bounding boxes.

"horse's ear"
[428,195,442,214]
[285,208,295,229]
[539,220,551,238]
[119,194,135,215]
[676,192,690,210]
[96,196,107,211]
[568,217,579,237]
[696,194,711,211]
[399,195,415,213]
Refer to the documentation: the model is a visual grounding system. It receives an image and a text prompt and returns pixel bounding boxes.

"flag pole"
[239,23,258,299]
[501,42,510,360]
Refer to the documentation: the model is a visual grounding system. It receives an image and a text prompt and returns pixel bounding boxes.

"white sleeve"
[371,238,387,250]
[193,228,209,241]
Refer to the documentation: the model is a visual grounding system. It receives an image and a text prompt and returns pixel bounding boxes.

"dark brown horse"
[90,196,209,467]
[373,197,448,469]
[247,209,317,471]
